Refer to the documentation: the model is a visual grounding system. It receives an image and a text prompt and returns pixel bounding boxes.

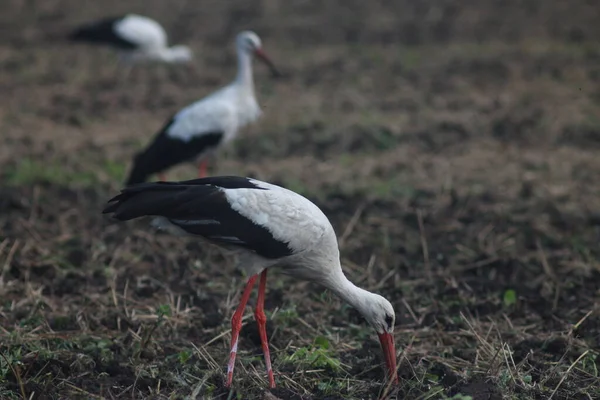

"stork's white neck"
[235,49,254,92]
[162,45,193,63]
[120,45,192,64]
[322,268,381,325]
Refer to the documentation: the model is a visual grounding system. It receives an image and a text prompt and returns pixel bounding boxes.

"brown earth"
[1,1,599,399]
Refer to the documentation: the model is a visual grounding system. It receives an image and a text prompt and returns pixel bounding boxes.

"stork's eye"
[384,314,394,329]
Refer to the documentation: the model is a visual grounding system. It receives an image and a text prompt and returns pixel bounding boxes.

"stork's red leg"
[254,269,275,388]
[198,161,208,178]
[226,275,258,387]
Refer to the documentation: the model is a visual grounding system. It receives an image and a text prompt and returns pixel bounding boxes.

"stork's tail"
[67,17,121,44]
[68,25,106,43]
[68,28,88,42]
[103,182,186,221]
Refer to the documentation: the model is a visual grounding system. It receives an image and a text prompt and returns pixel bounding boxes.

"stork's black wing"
[103,177,293,259]
[125,118,224,186]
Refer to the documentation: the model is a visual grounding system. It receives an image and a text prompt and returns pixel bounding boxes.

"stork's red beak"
[378,332,398,383]
[254,48,281,77]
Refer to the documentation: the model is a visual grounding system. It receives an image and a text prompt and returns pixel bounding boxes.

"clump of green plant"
[503,289,517,307]
[5,157,97,186]
[0,346,25,399]
[285,336,342,372]
[317,379,346,395]
[103,159,127,181]
[446,395,473,400]
[177,349,192,365]
[134,304,171,361]
[82,338,114,363]
[0,347,22,381]
[273,305,299,326]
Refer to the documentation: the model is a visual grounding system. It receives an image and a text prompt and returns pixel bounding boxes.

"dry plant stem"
[548,350,590,400]
[416,209,431,280]
[536,239,561,310]
[339,203,366,249]
[0,239,19,286]
[0,350,26,399]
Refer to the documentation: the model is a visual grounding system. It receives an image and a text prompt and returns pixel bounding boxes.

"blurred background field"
[0,1,599,399]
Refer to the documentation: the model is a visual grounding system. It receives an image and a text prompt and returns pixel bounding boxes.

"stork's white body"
[153,179,337,280]
[166,79,261,146]
[114,15,168,51]
[70,14,192,64]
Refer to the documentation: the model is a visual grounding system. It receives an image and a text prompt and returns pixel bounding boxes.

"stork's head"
[362,293,398,384]
[236,31,262,53]
[236,31,280,77]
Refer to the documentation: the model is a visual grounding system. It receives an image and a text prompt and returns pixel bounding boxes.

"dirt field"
[1,1,599,399]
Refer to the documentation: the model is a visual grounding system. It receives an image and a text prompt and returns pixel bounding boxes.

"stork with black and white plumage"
[103,176,398,388]
[68,14,193,64]
[124,31,279,186]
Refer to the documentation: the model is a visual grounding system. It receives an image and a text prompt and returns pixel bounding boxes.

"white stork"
[68,14,193,64]
[125,31,279,186]
[103,176,398,388]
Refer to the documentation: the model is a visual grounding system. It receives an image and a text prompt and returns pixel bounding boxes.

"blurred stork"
[68,14,193,64]
[103,176,398,388]
[125,31,279,185]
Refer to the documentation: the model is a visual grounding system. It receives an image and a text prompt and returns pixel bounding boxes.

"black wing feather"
[68,16,138,50]
[103,178,293,259]
[126,118,224,186]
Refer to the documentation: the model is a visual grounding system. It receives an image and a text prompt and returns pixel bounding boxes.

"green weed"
[285,336,342,372]
[503,289,517,307]
[5,157,98,186]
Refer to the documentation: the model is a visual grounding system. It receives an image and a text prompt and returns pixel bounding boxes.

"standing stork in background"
[68,14,193,64]
[125,31,280,186]
[103,176,398,388]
